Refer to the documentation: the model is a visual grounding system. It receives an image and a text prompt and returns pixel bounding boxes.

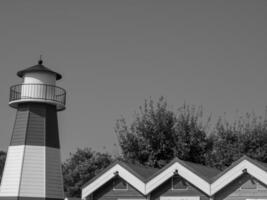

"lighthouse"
[0,60,66,200]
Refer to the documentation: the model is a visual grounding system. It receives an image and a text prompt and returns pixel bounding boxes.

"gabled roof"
[82,158,219,198]
[144,158,215,194]
[81,156,267,199]
[82,160,147,197]
[121,162,158,181]
[212,155,267,181]
[182,160,221,182]
[82,160,156,189]
[140,158,220,184]
[210,155,267,195]
[17,60,62,80]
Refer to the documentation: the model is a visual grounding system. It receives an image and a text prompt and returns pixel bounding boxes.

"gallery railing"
[9,84,66,106]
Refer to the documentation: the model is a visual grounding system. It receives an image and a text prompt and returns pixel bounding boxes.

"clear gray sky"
[0,1,267,160]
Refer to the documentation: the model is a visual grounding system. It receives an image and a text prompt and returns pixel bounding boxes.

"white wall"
[23,72,56,85]
[21,72,57,99]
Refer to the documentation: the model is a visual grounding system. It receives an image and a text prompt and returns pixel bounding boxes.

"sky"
[0,1,267,160]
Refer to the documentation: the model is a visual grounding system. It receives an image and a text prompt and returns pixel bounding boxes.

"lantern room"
[9,60,66,111]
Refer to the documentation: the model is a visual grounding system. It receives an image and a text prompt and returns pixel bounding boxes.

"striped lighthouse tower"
[0,60,66,200]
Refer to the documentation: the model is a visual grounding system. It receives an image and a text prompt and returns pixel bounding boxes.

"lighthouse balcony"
[9,84,66,111]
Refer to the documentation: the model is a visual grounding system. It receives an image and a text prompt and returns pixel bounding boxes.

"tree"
[206,120,241,170]
[209,112,267,170]
[62,148,113,197]
[0,151,6,182]
[115,97,211,168]
[173,104,212,164]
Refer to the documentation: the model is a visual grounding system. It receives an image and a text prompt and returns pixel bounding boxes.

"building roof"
[129,158,221,183]
[182,160,221,182]
[82,160,158,188]
[122,157,267,184]
[120,161,159,181]
[17,60,62,80]
[82,157,220,191]
[82,156,267,199]
[209,155,267,195]
[123,158,221,182]
[211,155,267,182]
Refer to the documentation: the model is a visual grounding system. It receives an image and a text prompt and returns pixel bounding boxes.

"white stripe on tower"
[0,146,25,196]
[0,145,64,198]
[19,145,45,197]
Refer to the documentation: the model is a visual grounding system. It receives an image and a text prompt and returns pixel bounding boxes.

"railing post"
[9,86,12,102]
[45,84,47,100]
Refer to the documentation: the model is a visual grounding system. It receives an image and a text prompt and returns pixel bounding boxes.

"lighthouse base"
[0,146,64,200]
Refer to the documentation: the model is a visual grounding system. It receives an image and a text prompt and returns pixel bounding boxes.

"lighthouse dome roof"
[17,60,62,80]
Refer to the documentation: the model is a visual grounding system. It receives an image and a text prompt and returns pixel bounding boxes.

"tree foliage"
[116,97,267,170]
[208,113,267,169]
[115,97,211,168]
[62,148,113,197]
[0,98,267,197]
[0,151,6,182]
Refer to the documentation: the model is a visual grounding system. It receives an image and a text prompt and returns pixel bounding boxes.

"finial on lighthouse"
[38,55,43,65]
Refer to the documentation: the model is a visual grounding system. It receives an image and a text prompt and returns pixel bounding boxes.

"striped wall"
[10,106,28,146]
[26,106,45,146]
[0,146,24,196]
[46,147,64,198]
[2,64,65,200]
[0,101,64,199]
[10,103,60,148]
[19,146,45,197]
[0,146,64,198]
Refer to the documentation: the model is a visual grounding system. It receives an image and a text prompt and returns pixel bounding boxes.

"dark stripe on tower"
[10,103,60,148]
[46,148,63,196]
